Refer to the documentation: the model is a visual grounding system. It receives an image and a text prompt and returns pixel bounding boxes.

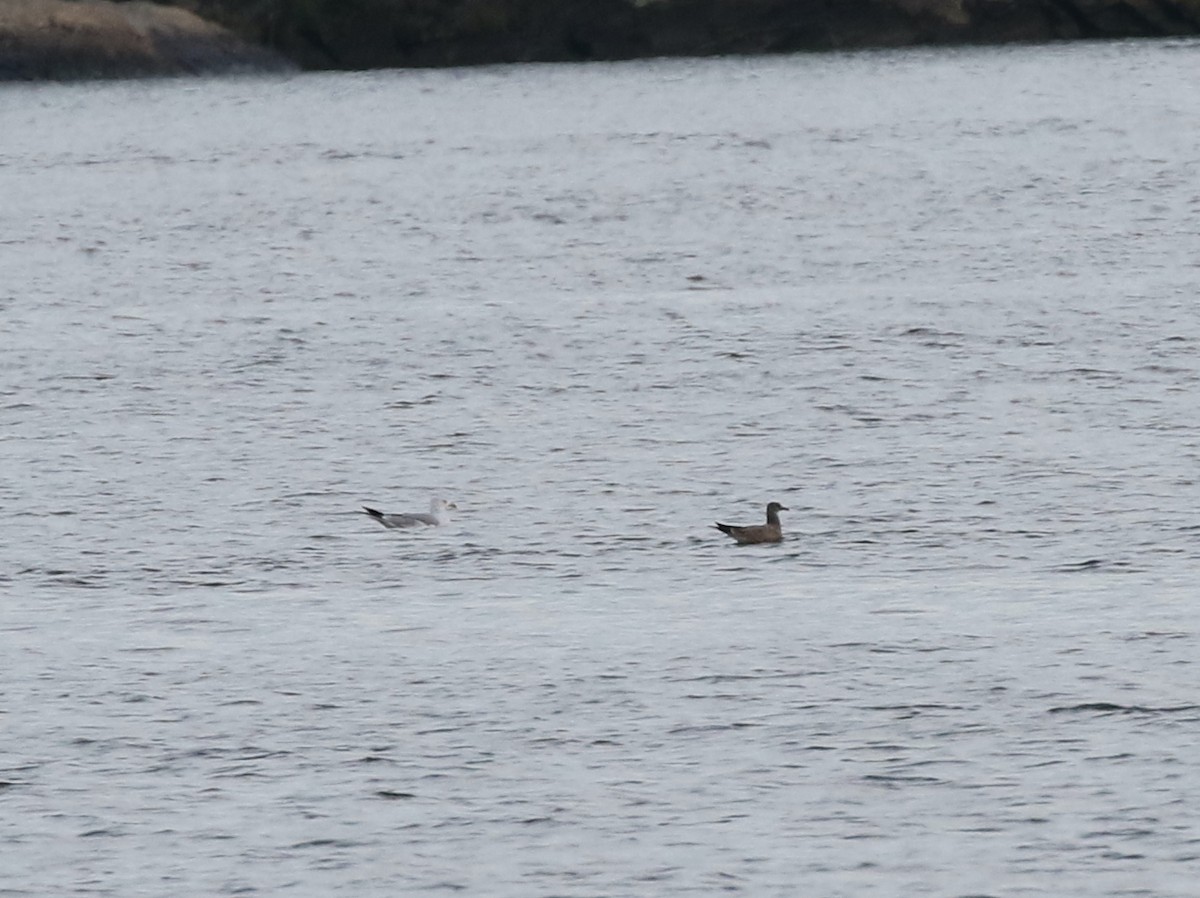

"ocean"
[4,38,1200,896]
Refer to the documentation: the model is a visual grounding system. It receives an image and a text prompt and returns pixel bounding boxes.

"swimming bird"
[714,501,788,545]
[362,498,456,529]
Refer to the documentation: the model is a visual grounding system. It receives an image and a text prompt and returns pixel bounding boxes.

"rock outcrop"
[192,0,1200,70]
[4,0,1200,80]
[0,0,291,79]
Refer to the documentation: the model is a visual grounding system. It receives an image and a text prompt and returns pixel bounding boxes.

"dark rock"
[195,0,1200,71]
[7,0,1200,80]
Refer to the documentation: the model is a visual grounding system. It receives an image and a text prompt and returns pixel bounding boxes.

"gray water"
[4,38,1200,896]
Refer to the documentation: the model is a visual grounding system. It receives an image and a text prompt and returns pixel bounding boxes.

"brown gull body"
[714,501,788,545]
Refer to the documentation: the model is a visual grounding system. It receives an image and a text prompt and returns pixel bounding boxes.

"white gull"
[362,498,456,529]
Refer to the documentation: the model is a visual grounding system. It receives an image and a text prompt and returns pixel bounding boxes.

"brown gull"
[714,501,788,545]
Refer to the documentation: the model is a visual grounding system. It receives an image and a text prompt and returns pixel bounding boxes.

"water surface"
[4,39,1200,897]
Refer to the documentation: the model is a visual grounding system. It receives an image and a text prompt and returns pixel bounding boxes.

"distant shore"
[0,0,291,80]
[4,0,1200,81]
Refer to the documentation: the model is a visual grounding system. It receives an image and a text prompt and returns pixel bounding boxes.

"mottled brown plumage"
[714,501,788,544]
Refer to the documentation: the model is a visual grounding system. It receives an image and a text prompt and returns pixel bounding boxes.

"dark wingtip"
[362,506,383,519]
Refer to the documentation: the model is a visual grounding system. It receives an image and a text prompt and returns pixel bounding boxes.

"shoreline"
[0,0,292,80]
[3,0,1200,81]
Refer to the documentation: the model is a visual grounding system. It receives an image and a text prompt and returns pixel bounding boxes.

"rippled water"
[4,39,1200,896]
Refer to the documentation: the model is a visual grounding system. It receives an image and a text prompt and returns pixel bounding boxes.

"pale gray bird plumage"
[363,498,456,529]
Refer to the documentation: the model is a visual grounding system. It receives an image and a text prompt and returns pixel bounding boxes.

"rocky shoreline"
[0,0,291,80]
[3,0,1200,81]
